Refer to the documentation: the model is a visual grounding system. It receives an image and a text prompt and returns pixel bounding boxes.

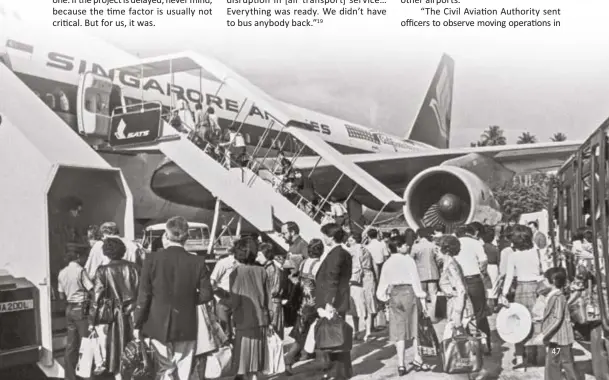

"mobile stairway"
[100,52,405,248]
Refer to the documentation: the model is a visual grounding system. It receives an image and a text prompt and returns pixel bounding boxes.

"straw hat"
[496,303,533,344]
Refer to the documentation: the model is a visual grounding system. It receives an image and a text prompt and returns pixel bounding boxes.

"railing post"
[208,198,221,254]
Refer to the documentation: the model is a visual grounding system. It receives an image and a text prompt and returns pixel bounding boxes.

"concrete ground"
[1,315,597,379]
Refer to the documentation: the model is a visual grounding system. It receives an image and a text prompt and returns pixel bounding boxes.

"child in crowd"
[532,267,581,380]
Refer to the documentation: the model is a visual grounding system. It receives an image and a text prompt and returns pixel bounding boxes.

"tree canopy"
[551,132,567,142]
[470,125,507,147]
[493,173,552,221]
[517,132,537,144]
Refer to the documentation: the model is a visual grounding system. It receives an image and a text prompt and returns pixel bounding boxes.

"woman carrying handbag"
[437,235,484,376]
[89,238,140,380]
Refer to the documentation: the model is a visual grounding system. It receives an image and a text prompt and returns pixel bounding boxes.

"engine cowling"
[403,166,502,231]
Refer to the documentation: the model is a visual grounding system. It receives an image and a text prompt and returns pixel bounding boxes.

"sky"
[4,0,609,147]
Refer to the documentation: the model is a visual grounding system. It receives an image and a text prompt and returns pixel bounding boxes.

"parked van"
[141,222,237,257]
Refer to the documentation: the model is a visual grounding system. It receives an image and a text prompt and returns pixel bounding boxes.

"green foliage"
[493,173,553,221]
[551,132,567,142]
[471,125,507,147]
[517,132,537,144]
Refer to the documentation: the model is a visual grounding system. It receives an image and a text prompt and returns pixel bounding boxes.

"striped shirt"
[541,289,575,346]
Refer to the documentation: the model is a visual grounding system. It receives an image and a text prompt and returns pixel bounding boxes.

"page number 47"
[552,348,561,355]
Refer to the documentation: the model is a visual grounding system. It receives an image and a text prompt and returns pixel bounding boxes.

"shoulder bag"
[441,322,483,374]
[95,268,116,325]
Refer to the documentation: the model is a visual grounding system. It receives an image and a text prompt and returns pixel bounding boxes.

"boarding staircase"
[108,52,405,248]
[150,131,323,249]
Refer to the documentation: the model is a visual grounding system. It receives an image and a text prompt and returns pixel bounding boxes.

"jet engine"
[403,166,503,231]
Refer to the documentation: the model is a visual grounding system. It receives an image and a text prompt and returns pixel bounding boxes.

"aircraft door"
[77,72,123,139]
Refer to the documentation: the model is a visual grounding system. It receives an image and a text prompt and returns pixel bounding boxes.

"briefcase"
[315,316,353,352]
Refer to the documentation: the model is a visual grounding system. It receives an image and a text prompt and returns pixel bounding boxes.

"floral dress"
[288,258,320,344]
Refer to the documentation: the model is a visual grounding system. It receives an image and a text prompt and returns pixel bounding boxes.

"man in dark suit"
[134,216,213,380]
[315,223,353,380]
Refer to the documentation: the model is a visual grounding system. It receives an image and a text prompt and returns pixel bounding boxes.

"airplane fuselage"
[0,15,438,228]
[1,17,436,155]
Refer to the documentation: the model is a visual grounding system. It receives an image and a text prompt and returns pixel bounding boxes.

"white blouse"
[502,247,543,296]
[376,253,426,302]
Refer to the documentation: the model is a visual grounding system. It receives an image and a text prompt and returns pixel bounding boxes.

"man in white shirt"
[365,228,386,278]
[528,221,552,271]
[364,228,387,330]
[84,222,141,279]
[221,125,247,167]
[456,228,488,277]
[210,249,238,341]
[455,224,492,353]
[328,197,348,226]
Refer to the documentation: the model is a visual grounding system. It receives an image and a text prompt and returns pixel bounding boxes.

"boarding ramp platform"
[0,63,133,377]
[155,136,322,249]
[110,53,406,232]
[104,100,320,250]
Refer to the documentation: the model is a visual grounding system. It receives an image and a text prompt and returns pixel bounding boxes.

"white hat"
[496,303,532,344]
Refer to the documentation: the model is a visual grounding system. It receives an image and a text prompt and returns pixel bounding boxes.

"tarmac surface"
[0,315,597,379]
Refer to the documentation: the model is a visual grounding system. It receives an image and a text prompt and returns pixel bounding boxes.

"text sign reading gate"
[108,105,162,147]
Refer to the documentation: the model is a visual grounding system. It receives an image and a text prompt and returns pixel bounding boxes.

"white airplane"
[0,6,582,231]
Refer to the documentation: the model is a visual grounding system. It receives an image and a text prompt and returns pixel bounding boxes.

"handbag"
[95,268,117,324]
[263,333,286,375]
[204,345,232,379]
[121,339,154,380]
[418,311,441,357]
[314,315,353,352]
[441,323,483,374]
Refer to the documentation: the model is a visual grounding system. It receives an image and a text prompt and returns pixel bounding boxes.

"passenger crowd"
[58,213,585,380]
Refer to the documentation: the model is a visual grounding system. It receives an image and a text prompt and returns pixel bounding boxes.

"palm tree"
[480,125,507,146]
[470,125,506,147]
[550,132,567,142]
[517,132,537,144]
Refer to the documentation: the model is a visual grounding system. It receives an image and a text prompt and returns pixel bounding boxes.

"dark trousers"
[285,341,302,366]
[318,313,353,379]
[464,275,491,350]
[545,344,580,380]
[65,303,90,380]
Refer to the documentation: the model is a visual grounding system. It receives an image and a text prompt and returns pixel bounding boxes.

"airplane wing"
[277,139,582,205]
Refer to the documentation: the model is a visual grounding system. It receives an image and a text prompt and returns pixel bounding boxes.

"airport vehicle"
[141,221,236,256]
[550,116,609,379]
[0,7,582,233]
[0,62,134,377]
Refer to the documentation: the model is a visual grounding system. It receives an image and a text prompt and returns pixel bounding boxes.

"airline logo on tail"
[428,65,452,140]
